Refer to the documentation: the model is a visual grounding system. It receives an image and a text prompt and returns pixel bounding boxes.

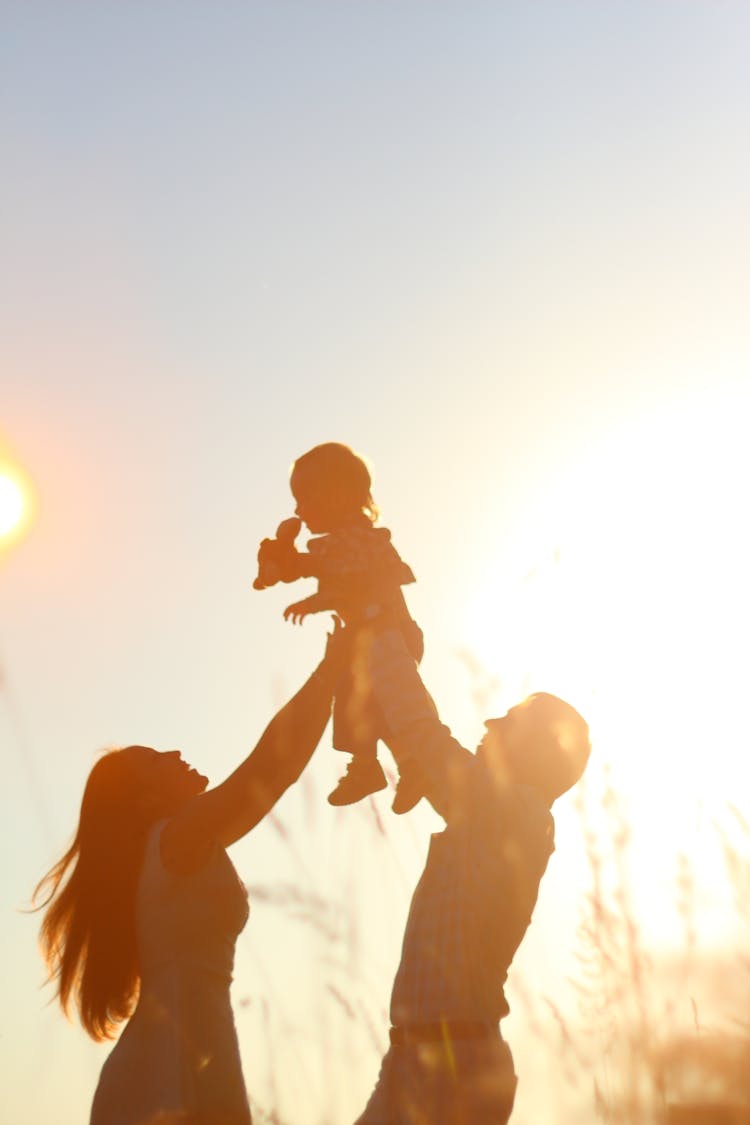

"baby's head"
[290,442,378,533]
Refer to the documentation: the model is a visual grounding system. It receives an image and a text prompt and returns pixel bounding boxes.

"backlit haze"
[2,4,749,1122]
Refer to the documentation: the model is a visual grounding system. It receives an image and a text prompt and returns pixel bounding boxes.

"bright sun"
[0,471,27,539]
[460,390,749,945]
[463,391,750,808]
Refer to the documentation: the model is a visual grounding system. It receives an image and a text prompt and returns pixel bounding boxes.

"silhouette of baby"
[252,442,424,812]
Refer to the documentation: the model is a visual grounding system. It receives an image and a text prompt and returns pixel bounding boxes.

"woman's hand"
[320,613,349,672]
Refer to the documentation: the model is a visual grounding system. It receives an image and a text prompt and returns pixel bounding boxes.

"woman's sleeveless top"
[90,821,251,1124]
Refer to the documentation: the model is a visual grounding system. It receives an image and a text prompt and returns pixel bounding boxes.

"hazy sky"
[3,4,750,1122]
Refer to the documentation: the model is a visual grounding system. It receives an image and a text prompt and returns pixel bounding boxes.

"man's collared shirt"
[390,742,554,1024]
[368,630,555,1026]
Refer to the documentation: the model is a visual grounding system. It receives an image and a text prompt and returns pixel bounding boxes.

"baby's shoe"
[391,761,425,815]
[328,758,387,806]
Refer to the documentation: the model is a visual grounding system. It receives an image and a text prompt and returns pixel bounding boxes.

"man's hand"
[308,614,351,691]
[322,613,347,663]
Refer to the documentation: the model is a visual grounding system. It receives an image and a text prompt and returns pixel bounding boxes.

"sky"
[2,2,750,1122]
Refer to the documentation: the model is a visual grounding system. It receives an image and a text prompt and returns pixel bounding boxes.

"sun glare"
[463,392,749,807]
[0,468,30,544]
[459,391,750,946]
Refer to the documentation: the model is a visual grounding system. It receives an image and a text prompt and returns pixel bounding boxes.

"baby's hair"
[291,442,379,523]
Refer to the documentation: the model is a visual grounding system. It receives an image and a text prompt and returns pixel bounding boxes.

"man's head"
[478,692,591,805]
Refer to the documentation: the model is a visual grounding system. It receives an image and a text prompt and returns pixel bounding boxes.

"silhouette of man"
[352,628,591,1125]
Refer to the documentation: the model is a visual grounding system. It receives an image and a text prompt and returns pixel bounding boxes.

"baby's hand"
[253,538,282,590]
[253,517,303,590]
[284,599,310,625]
[276,516,302,546]
[283,590,328,624]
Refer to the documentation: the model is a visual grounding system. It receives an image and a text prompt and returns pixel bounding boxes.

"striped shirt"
[391,756,553,1023]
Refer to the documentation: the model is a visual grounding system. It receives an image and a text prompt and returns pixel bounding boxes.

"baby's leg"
[327,635,386,806]
[379,620,426,814]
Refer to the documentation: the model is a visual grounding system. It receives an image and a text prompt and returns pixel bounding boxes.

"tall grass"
[567,777,750,1123]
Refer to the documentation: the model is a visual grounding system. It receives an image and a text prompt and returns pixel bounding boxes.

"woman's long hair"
[33,747,155,1041]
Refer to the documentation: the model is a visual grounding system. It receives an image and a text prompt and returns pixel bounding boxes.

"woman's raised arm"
[162,624,345,871]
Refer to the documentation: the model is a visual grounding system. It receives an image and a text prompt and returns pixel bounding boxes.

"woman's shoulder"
[140,817,222,889]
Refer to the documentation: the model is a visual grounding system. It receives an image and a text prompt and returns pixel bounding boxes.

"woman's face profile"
[126,746,208,815]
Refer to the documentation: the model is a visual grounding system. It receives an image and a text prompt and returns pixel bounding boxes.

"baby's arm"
[283,571,351,624]
[284,568,404,627]
[283,591,337,624]
[281,533,415,625]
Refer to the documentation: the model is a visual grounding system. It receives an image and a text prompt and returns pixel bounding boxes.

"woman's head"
[74,745,207,859]
[103,745,208,818]
[290,442,378,532]
[34,745,207,1040]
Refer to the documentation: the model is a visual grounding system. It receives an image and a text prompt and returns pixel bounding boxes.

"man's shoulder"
[471,770,554,835]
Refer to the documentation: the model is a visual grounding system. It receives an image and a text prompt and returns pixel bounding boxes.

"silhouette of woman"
[33,629,343,1125]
